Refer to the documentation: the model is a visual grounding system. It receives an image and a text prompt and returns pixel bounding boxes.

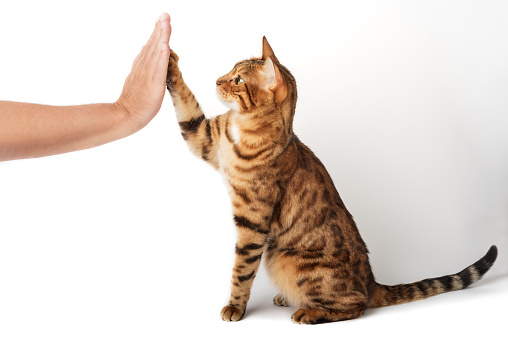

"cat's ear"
[262,56,287,103]
[262,36,279,63]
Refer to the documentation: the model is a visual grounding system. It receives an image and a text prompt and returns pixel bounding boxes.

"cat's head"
[216,37,296,115]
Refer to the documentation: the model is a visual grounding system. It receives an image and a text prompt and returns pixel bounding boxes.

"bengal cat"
[166,37,498,324]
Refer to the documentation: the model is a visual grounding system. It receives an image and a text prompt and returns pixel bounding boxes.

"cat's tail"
[369,245,498,308]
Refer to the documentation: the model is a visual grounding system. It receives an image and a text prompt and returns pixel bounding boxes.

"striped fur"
[370,245,498,308]
[166,37,498,324]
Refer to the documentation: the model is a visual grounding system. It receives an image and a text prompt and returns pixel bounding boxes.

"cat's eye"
[235,77,245,85]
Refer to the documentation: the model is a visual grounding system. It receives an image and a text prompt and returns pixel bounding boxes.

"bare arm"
[0,101,129,160]
[0,13,171,161]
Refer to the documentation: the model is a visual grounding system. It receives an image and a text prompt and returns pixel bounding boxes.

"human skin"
[0,13,171,161]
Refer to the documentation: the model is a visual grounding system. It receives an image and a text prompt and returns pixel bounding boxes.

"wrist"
[112,100,139,137]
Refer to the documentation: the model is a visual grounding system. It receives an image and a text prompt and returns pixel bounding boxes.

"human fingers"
[146,13,168,49]
[148,20,171,82]
[143,16,170,73]
[151,29,171,87]
[133,14,168,75]
[157,13,170,26]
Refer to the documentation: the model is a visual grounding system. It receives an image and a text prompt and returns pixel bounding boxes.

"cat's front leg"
[221,209,270,321]
[166,50,220,168]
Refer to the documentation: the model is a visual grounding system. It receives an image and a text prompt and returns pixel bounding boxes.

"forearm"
[0,101,130,161]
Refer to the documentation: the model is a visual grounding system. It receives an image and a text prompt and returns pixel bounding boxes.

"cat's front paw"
[169,49,179,63]
[220,305,245,322]
[166,49,181,91]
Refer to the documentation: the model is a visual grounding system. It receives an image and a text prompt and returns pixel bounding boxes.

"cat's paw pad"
[273,294,290,307]
[220,305,245,322]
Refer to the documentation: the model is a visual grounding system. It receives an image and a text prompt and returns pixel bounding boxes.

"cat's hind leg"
[273,293,290,307]
[291,289,367,324]
[291,306,365,324]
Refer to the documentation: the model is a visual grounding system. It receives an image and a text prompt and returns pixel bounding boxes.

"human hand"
[116,13,172,133]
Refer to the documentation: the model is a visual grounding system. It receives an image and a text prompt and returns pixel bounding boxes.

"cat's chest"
[230,122,241,144]
[219,119,246,167]
[217,129,268,181]
[217,113,279,176]
[219,126,269,169]
[218,131,245,173]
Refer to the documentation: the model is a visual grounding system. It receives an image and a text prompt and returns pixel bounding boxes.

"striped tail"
[369,245,498,308]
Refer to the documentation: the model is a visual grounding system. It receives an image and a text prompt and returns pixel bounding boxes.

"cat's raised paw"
[221,305,245,322]
[273,294,290,307]
[166,49,181,90]
[169,49,179,63]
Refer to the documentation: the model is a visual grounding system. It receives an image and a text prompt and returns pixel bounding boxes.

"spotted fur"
[166,37,498,324]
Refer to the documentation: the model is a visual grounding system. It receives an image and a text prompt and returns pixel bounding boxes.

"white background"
[1,1,507,338]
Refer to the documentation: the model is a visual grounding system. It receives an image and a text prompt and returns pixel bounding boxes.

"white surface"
[1,1,507,338]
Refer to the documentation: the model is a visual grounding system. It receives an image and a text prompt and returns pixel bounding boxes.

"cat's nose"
[216,80,222,86]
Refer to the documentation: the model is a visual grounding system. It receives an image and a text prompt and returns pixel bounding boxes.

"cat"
[165,37,498,324]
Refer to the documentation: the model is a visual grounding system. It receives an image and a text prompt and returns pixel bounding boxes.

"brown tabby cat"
[166,37,498,324]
